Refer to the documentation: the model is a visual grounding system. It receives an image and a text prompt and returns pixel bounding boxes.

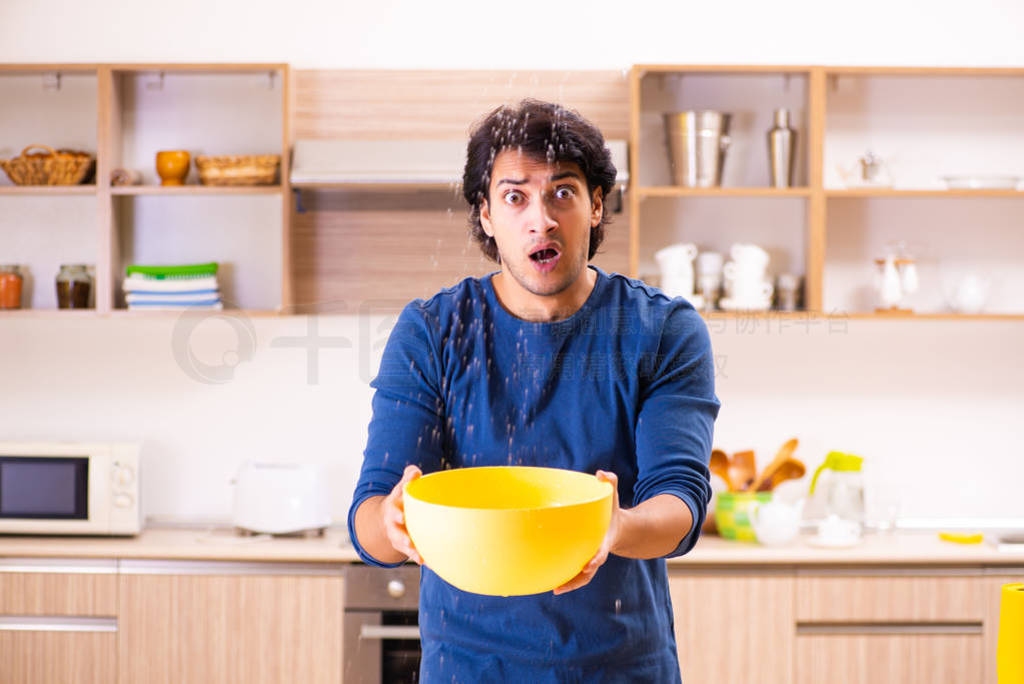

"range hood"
[289,139,630,188]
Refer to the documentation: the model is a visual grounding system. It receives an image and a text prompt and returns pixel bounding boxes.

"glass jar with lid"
[0,264,23,310]
[56,264,93,309]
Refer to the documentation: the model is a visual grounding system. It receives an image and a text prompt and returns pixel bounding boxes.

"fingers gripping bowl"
[403,466,613,597]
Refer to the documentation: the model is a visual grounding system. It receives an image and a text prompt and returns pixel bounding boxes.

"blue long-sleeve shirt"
[348,265,720,682]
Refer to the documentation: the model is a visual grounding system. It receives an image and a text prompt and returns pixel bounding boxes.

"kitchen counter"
[1,527,1022,566]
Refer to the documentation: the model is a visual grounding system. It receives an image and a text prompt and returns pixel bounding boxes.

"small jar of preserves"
[56,264,93,309]
[0,264,23,310]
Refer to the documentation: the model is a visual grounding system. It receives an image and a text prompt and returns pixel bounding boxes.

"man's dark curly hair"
[462,99,617,263]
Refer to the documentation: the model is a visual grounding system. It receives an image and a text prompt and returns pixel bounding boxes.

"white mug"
[723,260,767,282]
[730,243,770,269]
[655,243,698,298]
[697,251,724,277]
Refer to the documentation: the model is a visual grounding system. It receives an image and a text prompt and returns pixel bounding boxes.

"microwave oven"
[0,442,141,536]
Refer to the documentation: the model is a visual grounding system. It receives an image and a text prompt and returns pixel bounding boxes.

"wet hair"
[462,99,617,263]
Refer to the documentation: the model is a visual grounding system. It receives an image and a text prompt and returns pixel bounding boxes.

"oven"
[344,563,421,683]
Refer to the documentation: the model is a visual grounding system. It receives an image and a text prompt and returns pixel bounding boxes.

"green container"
[715,491,772,542]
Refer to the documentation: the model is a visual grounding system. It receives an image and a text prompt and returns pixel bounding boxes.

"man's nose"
[527,197,558,234]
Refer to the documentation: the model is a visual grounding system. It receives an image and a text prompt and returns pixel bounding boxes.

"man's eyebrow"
[495,177,527,187]
[550,171,583,182]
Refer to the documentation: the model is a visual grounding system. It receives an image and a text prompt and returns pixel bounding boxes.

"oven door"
[344,564,421,684]
[344,609,420,683]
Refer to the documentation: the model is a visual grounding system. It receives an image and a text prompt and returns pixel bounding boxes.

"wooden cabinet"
[795,568,985,684]
[795,632,983,684]
[669,569,795,683]
[117,562,343,684]
[0,559,118,684]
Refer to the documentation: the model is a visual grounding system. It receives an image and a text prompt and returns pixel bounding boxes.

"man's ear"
[590,187,604,227]
[480,198,494,237]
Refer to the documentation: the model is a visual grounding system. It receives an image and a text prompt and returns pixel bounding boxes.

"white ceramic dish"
[719,297,772,312]
[941,175,1021,190]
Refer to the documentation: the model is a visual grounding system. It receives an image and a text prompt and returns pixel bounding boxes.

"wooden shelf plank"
[639,186,811,198]
[0,309,100,318]
[698,310,1024,321]
[826,188,1024,198]
[0,186,97,195]
[111,185,285,196]
[635,64,813,75]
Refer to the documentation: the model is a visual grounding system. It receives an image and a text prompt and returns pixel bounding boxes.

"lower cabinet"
[794,568,987,684]
[0,559,118,684]
[795,631,982,684]
[117,562,344,684]
[669,569,795,683]
[0,631,117,684]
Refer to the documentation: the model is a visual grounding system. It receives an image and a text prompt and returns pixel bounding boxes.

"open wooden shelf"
[630,64,1024,319]
[825,188,1024,198]
[0,186,97,195]
[639,187,811,198]
[111,185,284,196]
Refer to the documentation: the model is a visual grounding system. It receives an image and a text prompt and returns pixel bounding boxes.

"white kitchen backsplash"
[1,312,1022,525]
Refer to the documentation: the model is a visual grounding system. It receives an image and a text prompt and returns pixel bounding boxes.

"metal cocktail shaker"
[768,108,796,188]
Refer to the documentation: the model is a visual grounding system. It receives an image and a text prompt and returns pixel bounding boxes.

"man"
[348,99,720,681]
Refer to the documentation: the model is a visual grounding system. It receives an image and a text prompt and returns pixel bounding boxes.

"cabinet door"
[118,567,343,684]
[796,633,982,684]
[0,630,117,684]
[669,569,794,684]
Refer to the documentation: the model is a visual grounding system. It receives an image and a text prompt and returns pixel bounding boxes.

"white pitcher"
[750,498,805,546]
[654,243,698,298]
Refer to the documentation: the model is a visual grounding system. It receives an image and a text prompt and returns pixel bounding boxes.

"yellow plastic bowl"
[403,466,613,597]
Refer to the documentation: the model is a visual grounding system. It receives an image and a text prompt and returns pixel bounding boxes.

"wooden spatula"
[751,438,801,492]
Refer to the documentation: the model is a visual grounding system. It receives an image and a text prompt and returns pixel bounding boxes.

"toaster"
[232,460,331,534]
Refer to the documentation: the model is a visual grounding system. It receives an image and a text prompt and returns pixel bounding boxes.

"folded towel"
[125,262,219,279]
[126,293,221,305]
[123,276,218,293]
[127,302,224,311]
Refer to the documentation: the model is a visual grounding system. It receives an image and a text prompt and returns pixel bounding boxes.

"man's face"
[479,149,603,299]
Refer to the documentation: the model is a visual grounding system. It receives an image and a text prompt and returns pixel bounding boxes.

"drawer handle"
[359,625,420,640]
[0,616,117,633]
[797,622,982,635]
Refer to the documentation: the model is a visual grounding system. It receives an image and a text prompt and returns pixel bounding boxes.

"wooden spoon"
[766,459,806,490]
[729,450,757,492]
[751,438,802,492]
[709,449,734,491]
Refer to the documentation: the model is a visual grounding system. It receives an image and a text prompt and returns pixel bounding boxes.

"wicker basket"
[194,154,280,186]
[0,145,95,186]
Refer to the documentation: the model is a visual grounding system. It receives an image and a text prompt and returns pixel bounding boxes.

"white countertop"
[1,527,1022,566]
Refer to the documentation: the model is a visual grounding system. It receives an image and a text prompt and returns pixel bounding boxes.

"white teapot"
[750,498,805,546]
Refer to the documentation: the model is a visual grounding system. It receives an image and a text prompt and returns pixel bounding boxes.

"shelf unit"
[1,62,290,316]
[629,64,1024,319]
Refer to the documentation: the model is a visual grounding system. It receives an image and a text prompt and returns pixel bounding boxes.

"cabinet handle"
[0,616,117,632]
[797,622,982,635]
[359,625,420,640]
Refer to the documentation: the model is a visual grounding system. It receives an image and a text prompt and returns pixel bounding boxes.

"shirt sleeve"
[347,302,447,567]
[633,302,721,558]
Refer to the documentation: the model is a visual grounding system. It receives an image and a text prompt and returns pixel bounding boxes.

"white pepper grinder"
[768,108,796,188]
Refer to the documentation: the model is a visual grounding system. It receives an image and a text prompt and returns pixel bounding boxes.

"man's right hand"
[381,465,423,564]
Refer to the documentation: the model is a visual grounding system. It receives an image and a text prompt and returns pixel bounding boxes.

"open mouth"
[529,247,560,264]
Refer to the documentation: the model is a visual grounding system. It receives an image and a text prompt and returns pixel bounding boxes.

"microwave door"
[0,456,89,520]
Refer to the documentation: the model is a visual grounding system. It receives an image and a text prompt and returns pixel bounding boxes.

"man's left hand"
[553,469,620,595]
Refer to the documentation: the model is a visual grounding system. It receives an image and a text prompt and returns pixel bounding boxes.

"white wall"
[2,0,1023,527]
[3,0,1024,69]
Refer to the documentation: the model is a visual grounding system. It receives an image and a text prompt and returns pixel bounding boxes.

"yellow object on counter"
[403,466,612,597]
[938,531,984,544]
[998,583,1024,683]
